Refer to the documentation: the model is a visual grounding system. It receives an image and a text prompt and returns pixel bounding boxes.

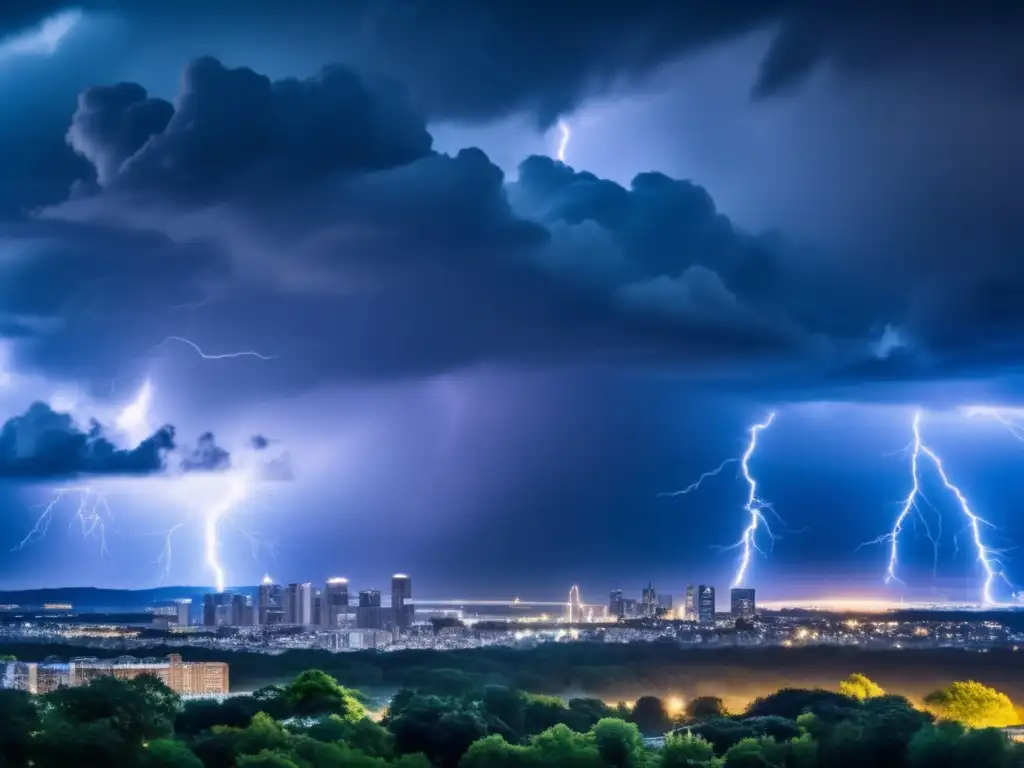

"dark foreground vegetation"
[5,642,1024,705]
[1,668,1022,767]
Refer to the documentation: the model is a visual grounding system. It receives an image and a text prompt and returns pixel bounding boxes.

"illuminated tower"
[258,577,285,626]
[685,585,695,621]
[641,583,657,617]
[357,589,383,630]
[608,590,625,620]
[697,585,715,625]
[322,578,351,629]
[730,588,756,619]
[391,574,413,632]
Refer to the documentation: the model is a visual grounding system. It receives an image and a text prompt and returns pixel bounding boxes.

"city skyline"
[0,4,1021,603]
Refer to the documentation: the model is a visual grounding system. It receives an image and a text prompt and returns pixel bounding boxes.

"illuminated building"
[258,577,285,626]
[287,583,315,625]
[685,585,695,621]
[2,654,227,695]
[608,590,625,620]
[730,588,756,618]
[323,629,393,650]
[203,592,233,627]
[641,583,657,617]
[698,585,715,624]
[392,574,413,632]
[176,598,191,627]
[322,578,351,629]
[231,593,254,626]
[357,589,383,630]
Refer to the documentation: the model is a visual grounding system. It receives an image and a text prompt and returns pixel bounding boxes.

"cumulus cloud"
[179,431,231,472]
[0,401,173,478]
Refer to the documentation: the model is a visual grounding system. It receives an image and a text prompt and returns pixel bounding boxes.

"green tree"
[236,751,300,768]
[630,695,672,736]
[234,712,291,756]
[745,689,856,722]
[0,688,39,766]
[924,681,1020,729]
[529,724,602,768]
[286,669,365,719]
[591,718,646,768]
[659,733,716,768]
[459,734,535,768]
[136,738,205,768]
[723,737,775,768]
[838,673,885,701]
[686,696,728,721]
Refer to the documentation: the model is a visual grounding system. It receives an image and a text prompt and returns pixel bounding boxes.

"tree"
[460,734,536,768]
[0,688,39,766]
[660,733,716,768]
[136,739,205,768]
[591,718,646,768]
[236,751,300,768]
[723,737,774,768]
[686,696,727,721]
[286,669,365,719]
[924,681,1020,729]
[529,723,603,768]
[838,673,885,701]
[630,695,672,736]
[745,688,857,722]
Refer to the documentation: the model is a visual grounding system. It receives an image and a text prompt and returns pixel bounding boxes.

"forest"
[0,666,1022,767]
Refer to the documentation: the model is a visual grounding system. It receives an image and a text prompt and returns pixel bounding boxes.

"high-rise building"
[1,655,228,695]
[203,592,232,627]
[357,589,383,630]
[391,574,413,632]
[175,599,191,627]
[287,583,315,625]
[685,585,696,621]
[641,583,657,617]
[322,578,351,629]
[258,577,285,626]
[697,585,716,625]
[231,593,254,626]
[608,590,625,620]
[730,588,756,618]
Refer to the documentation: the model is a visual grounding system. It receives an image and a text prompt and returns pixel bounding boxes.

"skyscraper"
[730,588,756,618]
[685,585,695,621]
[203,592,232,627]
[391,574,413,632]
[231,593,253,626]
[641,583,657,617]
[258,577,285,626]
[357,589,383,629]
[287,583,315,625]
[175,599,191,627]
[322,578,351,629]
[697,585,716,625]
[608,590,625,619]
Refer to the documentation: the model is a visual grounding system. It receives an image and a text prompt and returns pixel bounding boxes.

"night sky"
[0,2,1022,604]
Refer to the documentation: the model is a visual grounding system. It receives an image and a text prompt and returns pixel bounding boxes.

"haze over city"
[0,1,1023,609]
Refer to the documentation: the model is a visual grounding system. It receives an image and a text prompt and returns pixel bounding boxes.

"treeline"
[4,641,1024,701]
[0,669,1022,767]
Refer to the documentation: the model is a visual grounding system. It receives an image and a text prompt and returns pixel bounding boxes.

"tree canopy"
[924,681,1021,729]
[837,674,885,702]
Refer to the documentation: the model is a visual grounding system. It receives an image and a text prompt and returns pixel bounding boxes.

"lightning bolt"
[556,120,571,163]
[730,413,777,587]
[869,410,1007,605]
[663,413,778,587]
[160,336,277,361]
[14,486,113,557]
[199,473,252,593]
[964,405,1024,441]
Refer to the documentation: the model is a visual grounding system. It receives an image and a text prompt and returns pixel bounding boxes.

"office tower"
[313,590,322,627]
[697,585,716,625]
[357,589,383,630]
[608,590,625,619]
[641,583,657,617]
[203,592,232,627]
[322,578,351,629]
[287,583,315,625]
[730,588,756,618]
[391,574,413,632]
[685,585,695,621]
[231,593,253,626]
[175,599,191,627]
[258,578,285,626]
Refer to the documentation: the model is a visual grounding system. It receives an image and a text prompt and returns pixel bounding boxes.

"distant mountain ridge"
[0,586,254,611]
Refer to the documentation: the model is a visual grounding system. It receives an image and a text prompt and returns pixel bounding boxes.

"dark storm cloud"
[179,431,230,472]
[39,57,850,393]
[0,402,173,478]
[250,434,269,451]
[5,2,1021,125]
